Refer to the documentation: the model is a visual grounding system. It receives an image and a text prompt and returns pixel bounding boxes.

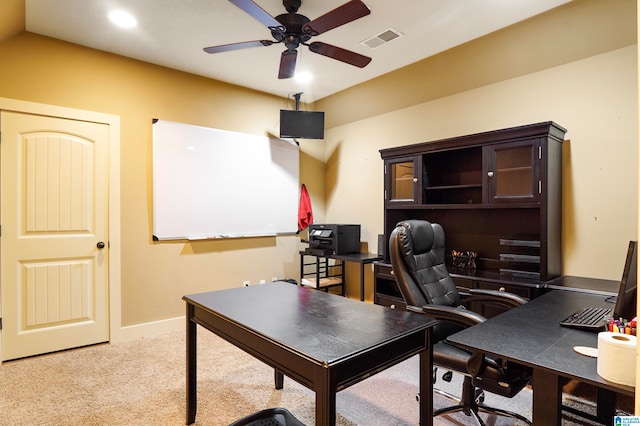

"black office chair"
[389,219,532,426]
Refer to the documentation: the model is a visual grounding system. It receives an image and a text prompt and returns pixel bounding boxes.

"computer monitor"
[613,240,637,319]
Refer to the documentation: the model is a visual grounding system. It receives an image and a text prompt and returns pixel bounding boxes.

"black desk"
[447,290,634,425]
[183,281,436,425]
[546,275,619,296]
[300,251,382,301]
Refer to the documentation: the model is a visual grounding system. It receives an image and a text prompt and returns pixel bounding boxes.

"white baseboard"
[111,316,185,343]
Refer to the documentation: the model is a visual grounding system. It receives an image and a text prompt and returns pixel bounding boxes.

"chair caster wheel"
[442,371,453,382]
[415,393,420,403]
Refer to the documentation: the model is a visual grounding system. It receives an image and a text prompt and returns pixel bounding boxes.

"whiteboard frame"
[152,119,300,241]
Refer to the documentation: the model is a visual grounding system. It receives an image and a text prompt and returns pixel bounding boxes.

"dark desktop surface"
[545,275,619,296]
[448,290,633,394]
[448,289,633,425]
[184,281,432,363]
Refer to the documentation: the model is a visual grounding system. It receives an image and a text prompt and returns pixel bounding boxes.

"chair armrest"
[407,304,486,328]
[463,288,528,309]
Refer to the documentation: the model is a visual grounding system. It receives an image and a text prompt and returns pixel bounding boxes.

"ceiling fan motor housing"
[272,13,311,50]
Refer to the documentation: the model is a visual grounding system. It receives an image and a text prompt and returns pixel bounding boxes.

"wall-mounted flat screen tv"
[279,110,325,139]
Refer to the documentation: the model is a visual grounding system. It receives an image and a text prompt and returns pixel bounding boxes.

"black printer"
[307,224,361,256]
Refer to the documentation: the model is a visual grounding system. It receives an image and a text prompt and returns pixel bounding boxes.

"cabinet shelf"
[496,166,533,173]
[387,203,543,210]
[425,184,482,191]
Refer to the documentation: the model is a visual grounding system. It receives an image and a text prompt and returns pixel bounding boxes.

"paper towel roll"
[597,331,637,386]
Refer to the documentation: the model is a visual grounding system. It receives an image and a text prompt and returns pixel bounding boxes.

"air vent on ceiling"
[361,28,403,49]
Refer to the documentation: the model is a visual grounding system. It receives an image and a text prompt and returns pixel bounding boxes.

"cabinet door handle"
[487,171,494,178]
[412,177,418,183]
[499,286,506,292]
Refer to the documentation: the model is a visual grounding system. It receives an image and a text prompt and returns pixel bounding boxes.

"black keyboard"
[560,306,612,331]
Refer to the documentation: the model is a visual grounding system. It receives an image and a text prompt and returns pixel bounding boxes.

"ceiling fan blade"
[229,0,285,32]
[204,40,274,54]
[308,42,371,68]
[278,50,298,79]
[302,0,371,36]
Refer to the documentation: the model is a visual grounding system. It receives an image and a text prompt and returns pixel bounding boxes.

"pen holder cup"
[452,250,478,269]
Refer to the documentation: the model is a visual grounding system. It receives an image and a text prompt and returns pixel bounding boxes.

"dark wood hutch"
[375,122,567,317]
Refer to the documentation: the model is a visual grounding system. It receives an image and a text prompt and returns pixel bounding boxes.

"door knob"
[487,171,494,178]
[97,241,106,249]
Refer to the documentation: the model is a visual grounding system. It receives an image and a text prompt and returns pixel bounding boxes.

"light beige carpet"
[0,327,628,425]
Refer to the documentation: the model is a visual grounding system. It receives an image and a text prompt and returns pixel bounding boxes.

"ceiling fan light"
[295,71,313,83]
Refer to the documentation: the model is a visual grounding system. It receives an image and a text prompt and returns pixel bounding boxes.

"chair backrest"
[389,220,461,308]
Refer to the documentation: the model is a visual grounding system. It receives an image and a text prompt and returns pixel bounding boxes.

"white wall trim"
[114,316,185,342]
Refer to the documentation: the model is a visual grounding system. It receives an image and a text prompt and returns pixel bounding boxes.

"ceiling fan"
[204,0,372,79]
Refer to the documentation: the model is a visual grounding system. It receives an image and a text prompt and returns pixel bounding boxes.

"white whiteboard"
[152,119,299,240]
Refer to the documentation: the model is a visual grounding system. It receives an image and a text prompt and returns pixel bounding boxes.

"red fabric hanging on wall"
[298,184,313,232]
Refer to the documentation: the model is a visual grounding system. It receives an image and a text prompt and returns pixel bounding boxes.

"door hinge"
[0,318,3,330]
[539,181,542,194]
[538,146,542,160]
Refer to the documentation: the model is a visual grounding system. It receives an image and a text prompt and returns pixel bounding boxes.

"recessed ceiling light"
[108,10,138,29]
[295,71,313,83]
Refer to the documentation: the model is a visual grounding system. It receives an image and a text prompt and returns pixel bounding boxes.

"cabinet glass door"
[485,141,539,203]
[386,157,420,205]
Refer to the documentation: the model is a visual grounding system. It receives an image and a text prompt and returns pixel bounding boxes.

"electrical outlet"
[243,281,250,287]
[259,279,266,285]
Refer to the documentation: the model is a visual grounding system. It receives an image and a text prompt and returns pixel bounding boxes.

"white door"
[1,110,110,361]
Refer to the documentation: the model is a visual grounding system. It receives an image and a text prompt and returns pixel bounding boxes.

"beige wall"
[0,0,637,329]
[0,33,325,327]
[322,46,638,283]
[0,0,24,42]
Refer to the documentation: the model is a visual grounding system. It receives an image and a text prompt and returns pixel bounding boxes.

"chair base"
[426,373,532,426]
[435,402,531,426]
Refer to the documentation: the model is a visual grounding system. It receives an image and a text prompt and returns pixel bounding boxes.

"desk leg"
[359,263,365,302]
[532,369,561,426]
[419,345,433,426]
[186,304,197,425]
[315,370,336,426]
[274,369,284,390]
[596,387,616,423]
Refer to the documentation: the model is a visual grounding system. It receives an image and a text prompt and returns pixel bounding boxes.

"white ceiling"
[25,0,572,103]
